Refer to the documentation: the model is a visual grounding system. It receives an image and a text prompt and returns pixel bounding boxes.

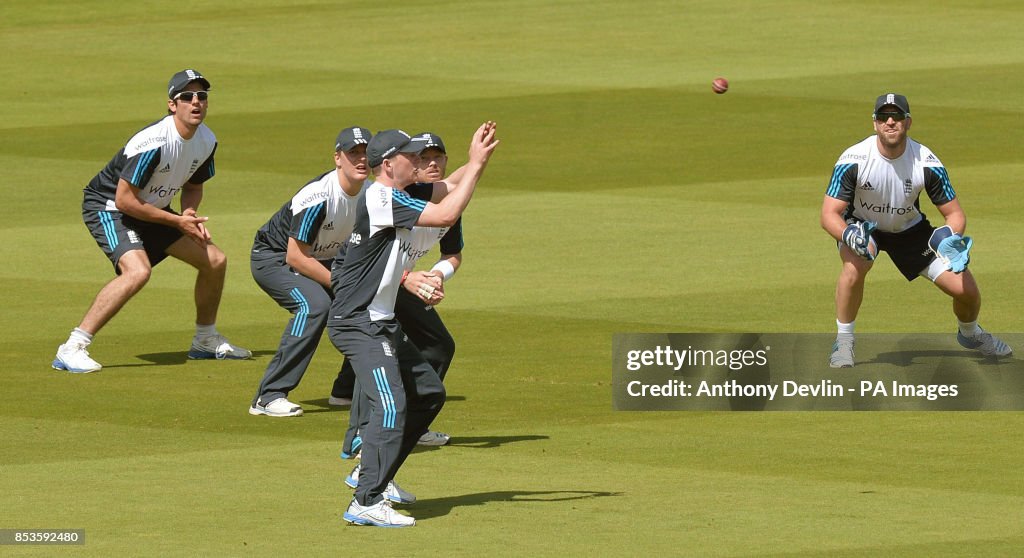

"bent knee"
[123,268,152,288]
[441,336,456,361]
[424,381,446,406]
[118,256,152,286]
[839,267,867,287]
[937,270,980,300]
[296,290,332,321]
[422,340,456,369]
[951,282,981,302]
[206,246,227,271]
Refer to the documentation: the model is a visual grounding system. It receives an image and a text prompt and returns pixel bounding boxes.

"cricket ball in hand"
[712,77,729,94]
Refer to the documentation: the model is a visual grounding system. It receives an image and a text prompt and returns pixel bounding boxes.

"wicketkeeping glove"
[842,221,878,261]
[928,225,972,273]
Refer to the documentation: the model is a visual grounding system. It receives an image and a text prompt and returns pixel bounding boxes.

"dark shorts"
[846,218,937,281]
[82,199,183,273]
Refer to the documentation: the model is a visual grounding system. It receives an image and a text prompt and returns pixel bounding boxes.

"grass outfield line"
[2,1,1023,556]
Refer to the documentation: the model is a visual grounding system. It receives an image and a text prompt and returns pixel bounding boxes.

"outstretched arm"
[418,122,499,227]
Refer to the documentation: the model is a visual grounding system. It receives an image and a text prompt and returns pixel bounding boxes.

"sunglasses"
[173,91,209,102]
[873,111,907,122]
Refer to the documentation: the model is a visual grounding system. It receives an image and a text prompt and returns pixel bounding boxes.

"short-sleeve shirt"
[84,116,217,211]
[253,172,364,264]
[438,215,464,255]
[329,181,454,326]
[825,136,956,233]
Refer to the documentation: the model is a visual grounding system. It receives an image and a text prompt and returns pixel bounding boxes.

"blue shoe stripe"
[52,358,99,373]
[342,512,411,528]
[957,331,981,349]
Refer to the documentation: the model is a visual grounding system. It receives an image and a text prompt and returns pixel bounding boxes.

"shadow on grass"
[864,350,1012,367]
[298,395,467,414]
[411,434,550,454]
[113,350,277,367]
[446,434,549,448]
[415,490,622,521]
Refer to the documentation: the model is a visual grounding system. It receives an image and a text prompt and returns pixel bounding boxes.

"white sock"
[68,328,93,346]
[958,320,981,337]
[195,324,218,339]
[836,320,855,335]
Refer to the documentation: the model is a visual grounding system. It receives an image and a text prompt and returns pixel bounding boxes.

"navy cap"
[411,132,446,154]
[874,93,910,116]
[168,69,211,98]
[335,126,372,152]
[366,129,428,167]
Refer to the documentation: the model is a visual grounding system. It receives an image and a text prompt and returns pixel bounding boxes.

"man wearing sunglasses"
[820,93,1011,368]
[52,69,250,373]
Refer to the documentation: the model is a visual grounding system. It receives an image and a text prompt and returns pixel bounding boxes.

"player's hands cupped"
[404,271,445,305]
[179,209,211,245]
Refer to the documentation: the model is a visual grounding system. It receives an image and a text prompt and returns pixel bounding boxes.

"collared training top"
[329,181,463,326]
[253,172,365,264]
[84,115,217,211]
[826,135,955,233]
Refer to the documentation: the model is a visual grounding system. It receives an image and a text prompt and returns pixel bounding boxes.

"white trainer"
[343,464,414,504]
[249,397,303,417]
[188,334,252,360]
[417,430,451,446]
[52,343,102,373]
[343,498,415,527]
[829,334,855,368]
[957,329,1012,357]
[384,480,416,505]
[345,463,360,488]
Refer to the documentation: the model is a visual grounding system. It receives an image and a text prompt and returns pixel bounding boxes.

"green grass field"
[2,1,1023,555]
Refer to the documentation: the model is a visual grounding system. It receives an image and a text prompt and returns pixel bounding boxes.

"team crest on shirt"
[903,179,913,195]
[127,230,141,244]
[381,340,394,357]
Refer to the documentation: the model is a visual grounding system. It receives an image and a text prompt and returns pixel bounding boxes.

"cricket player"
[335,132,464,454]
[329,123,498,527]
[248,127,372,417]
[821,93,1012,367]
[52,69,249,373]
